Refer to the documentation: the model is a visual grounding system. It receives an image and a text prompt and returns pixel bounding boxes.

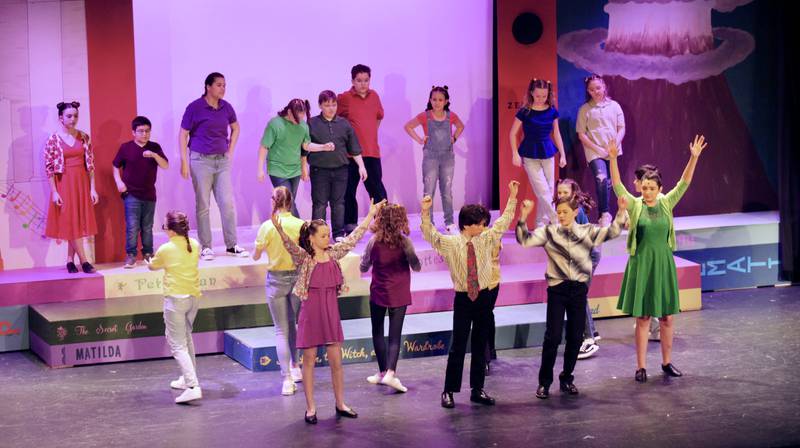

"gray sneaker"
[123,255,136,269]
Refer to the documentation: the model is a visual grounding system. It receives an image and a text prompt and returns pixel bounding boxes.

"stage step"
[25,253,701,367]
[224,303,549,372]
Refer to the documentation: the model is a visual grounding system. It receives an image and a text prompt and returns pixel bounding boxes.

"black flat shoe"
[559,381,579,395]
[335,406,358,419]
[536,385,549,399]
[661,363,683,377]
[66,262,79,274]
[81,262,96,274]
[635,368,648,383]
[441,391,455,408]
[304,411,317,424]
[470,389,495,406]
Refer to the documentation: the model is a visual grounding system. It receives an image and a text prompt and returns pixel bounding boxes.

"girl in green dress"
[609,135,707,382]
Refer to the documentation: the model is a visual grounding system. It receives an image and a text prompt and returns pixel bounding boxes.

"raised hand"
[520,199,534,218]
[617,195,628,212]
[607,139,619,159]
[689,135,707,158]
[508,180,520,199]
[271,213,283,232]
[368,198,387,217]
[420,195,433,212]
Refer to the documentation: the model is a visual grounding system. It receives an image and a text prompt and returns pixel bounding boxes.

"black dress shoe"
[559,381,579,395]
[441,391,455,408]
[536,385,549,399]
[66,262,79,274]
[335,406,358,418]
[81,262,96,273]
[635,368,647,383]
[661,363,683,377]
[470,389,495,406]
[304,411,317,424]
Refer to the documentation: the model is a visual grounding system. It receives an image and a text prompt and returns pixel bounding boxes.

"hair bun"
[443,85,448,90]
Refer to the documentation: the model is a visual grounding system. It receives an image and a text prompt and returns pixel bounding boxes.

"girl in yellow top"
[148,211,202,404]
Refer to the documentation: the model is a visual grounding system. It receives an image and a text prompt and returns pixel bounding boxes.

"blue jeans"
[589,158,611,215]
[422,151,455,226]
[266,270,301,378]
[189,152,238,249]
[269,175,301,217]
[124,194,156,256]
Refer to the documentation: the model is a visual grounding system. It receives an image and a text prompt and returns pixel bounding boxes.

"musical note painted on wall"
[0,183,47,238]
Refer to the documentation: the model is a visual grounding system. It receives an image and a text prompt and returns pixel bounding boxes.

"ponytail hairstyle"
[583,74,610,103]
[425,85,450,111]
[203,72,225,97]
[278,98,311,124]
[370,203,410,249]
[523,78,554,112]
[556,178,596,212]
[271,186,293,213]
[165,211,192,253]
[298,219,328,257]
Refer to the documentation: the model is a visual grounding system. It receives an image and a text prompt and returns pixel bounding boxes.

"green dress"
[616,201,680,317]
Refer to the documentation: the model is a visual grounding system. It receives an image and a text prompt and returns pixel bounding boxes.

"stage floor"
[1,286,798,447]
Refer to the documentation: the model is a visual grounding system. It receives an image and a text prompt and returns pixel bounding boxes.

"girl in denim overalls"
[404,86,465,234]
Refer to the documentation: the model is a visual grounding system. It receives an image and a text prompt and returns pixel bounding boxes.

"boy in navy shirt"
[113,116,169,268]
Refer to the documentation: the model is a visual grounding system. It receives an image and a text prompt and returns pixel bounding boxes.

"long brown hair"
[166,211,192,252]
[298,219,328,257]
[279,98,311,124]
[523,78,553,111]
[556,178,596,211]
[371,203,410,249]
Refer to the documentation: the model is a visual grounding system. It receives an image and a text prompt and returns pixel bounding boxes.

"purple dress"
[296,260,345,349]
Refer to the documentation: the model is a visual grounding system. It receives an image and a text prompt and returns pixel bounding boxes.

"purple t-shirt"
[112,141,168,202]
[180,97,237,155]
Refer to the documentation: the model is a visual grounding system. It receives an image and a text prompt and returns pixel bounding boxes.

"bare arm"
[257,145,269,182]
[681,135,707,185]
[227,121,240,157]
[112,166,127,193]
[179,128,190,179]
[552,119,566,168]
[509,118,522,166]
[404,117,424,145]
[452,115,465,142]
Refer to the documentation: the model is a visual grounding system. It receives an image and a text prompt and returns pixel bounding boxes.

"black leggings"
[369,302,407,372]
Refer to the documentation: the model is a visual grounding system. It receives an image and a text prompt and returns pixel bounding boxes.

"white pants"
[522,157,557,227]
[164,295,200,387]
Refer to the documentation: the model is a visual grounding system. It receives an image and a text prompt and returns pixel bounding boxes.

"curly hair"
[165,211,192,252]
[298,219,328,257]
[557,178,596,211]
[371,203,410,249]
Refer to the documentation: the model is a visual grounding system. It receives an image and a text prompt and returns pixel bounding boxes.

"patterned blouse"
[43,132,95,177]
[277,223,368,300]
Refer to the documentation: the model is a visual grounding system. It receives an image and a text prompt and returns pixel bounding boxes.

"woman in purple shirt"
[360,203,421,392]
[178,72,248,261]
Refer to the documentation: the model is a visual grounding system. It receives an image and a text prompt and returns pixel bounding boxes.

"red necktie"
[466,241,479,301]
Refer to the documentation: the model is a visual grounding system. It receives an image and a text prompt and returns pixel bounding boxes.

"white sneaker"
[290,367,303,383]
[577,339,599,360]
[381,374,408,393]
[281,378,296,396]
[366,372,384,384]
[226,245,250,258]
[170,376,188,390]
[445,224,459,235]
[649,329,661,341]
[175,386,202,404]
[201,248,215,261]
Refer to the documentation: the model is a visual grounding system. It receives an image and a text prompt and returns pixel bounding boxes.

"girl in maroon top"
[360,203,421,392]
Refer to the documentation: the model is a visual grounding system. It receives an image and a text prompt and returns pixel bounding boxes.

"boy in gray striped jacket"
[516,195,627,399]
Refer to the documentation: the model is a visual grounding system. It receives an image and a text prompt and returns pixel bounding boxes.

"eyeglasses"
[57,101,80,110]
[134,129,151,135]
